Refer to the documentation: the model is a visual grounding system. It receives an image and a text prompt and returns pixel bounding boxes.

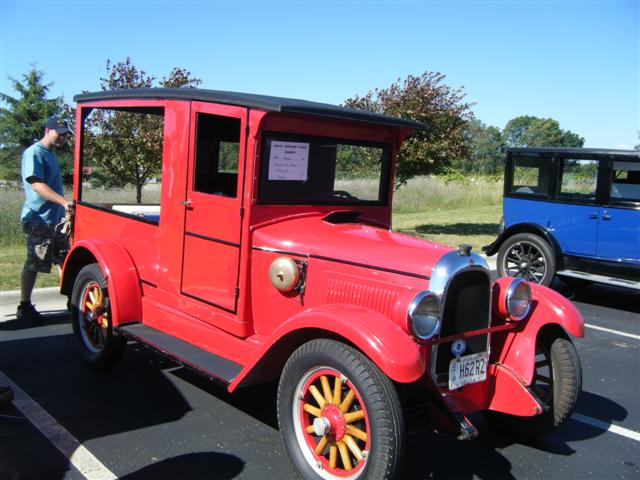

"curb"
[0,287,61,303]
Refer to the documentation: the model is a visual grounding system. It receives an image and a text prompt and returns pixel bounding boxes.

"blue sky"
[1,0,638,149]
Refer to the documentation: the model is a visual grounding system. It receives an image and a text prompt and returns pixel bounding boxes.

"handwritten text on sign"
[268,141,310,181]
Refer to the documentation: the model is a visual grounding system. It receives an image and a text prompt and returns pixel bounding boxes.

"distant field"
[0,177,503,289]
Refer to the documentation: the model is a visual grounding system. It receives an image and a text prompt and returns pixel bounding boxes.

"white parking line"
[572,413,640,442]
[585,323,640,341]
[0,371,117,480]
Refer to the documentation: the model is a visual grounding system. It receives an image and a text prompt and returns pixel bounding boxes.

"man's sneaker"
[0,385,13,408]
[16,302,44,321]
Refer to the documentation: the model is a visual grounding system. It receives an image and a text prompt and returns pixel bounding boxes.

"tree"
[84,58,201,202]
[502,116,584,148]
[343,72,474,187]
[0,66,71,181]
[452,119,503,175]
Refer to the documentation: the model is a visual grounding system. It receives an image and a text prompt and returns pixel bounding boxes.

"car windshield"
[258,133,392,205]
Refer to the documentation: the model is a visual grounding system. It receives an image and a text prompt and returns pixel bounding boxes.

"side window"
[558,159,598,201]
[194,114,240,198]
[509,155,552,196]
[610,161,640,204]
[80,106,164,223]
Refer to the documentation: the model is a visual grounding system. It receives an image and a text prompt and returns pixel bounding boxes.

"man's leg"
[20,268,38,303]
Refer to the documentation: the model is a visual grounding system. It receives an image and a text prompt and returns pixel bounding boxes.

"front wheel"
[497,233,556,286]
[71,263,126,369]
[278,339,404,480]
[486,332,582,437]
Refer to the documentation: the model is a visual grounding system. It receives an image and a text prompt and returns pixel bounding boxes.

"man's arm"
[28,178,70,209]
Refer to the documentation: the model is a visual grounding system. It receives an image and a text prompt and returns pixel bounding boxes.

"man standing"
[17,116,72,321]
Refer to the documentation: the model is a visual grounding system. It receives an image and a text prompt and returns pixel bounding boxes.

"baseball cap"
[45,116,73,135]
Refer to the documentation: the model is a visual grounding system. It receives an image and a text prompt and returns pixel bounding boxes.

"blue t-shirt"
[21,142,65,225]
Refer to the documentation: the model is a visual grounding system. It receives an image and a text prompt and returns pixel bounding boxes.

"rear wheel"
[486,332,582,437]
[278,339,404,480]
[71,264,126,369]
[497,233,556,286]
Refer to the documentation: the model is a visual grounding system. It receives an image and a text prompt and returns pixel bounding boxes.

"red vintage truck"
[61,88,583,479]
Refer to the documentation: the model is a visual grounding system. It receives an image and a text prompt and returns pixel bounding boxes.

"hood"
[252,213,454,278]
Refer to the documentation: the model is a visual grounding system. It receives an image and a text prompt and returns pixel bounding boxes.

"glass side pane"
[509,155,552,196]
[558,159,598,200]
[611,161,640,203]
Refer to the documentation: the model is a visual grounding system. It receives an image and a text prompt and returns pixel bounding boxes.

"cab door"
[181,102,246,314]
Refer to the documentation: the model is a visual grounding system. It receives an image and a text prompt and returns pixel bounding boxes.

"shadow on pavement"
[121,452,244,480]
[551,280,640,314]
[413,222,499,237]
[0,332,194,480]
[0,309,70,330]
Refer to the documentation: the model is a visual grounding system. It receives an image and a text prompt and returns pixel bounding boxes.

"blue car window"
[611,162,640,203]
[509,155,552,196]
[558,159,598,201]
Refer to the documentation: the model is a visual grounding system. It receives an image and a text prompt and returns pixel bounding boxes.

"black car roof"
[74,88,428,131]
[506,147,639,159]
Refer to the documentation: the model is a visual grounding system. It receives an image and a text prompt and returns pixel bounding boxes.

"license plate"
[448,352,489,390]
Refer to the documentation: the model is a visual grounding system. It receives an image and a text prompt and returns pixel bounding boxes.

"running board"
[557,270,640,290]
[117,323,243,384]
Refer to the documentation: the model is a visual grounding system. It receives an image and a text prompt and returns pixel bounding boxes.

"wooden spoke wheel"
[71,264,126,369]
[295,367,370,477]
[278,339,404,480]
[79,280,109,353]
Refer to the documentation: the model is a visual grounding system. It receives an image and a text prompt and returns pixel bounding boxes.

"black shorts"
[22,222,59,273]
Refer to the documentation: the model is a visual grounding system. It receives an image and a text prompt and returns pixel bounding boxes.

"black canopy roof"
[506,147,639,159]
[74,88,427,131]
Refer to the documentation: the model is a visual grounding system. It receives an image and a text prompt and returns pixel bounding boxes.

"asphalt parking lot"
[0,280,638,480]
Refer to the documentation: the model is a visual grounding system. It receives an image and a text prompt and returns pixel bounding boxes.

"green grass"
[0,177,503,289]
[0,244,60,291]
[393,204,502,251]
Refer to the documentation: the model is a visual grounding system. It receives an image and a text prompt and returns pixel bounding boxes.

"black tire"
[497,233,556,286]
[278,339,404,480]
[71,263,126,369]
[486,332,582,437]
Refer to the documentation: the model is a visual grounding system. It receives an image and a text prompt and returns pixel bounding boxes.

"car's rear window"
[509,155,552,197]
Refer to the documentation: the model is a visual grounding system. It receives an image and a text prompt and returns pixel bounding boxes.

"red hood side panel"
[252,215,453,279]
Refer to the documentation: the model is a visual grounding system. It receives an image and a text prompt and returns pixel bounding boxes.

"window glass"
[194,114,240,198]
[258,134,390,205]
[509,155,552,196]
[610,161,640,203]
[80,107,164,223]
[558,159,598,200]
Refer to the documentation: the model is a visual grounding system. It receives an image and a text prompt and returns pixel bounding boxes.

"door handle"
[602,212,611,221]
[588,213,598,219]
[179,200,191,206]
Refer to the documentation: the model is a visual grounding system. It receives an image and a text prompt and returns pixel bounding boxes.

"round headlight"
[505,278,532,321]
[408,291,441,340]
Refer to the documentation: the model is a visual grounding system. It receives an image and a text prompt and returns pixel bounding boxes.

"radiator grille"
[435,270,491,377]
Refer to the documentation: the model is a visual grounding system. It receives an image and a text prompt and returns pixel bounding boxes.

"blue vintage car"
[484,147,640,290]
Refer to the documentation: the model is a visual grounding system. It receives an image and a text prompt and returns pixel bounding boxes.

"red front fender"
[61,239,142,326]
[493,277,584,385]
[229,304,425,391]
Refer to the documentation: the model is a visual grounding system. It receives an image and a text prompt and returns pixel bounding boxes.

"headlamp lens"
[408,292,441,340]
[506,278,532,321]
